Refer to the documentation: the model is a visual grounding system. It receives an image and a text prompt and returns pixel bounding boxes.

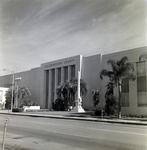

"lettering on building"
[44,59,75,68]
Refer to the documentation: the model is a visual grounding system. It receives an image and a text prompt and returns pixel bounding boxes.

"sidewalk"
[0,109,147,126]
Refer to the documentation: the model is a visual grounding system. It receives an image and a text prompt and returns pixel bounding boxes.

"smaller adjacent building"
[0,87,9,109]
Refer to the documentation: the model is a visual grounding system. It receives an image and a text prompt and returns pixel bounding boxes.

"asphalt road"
[0,114,147,150]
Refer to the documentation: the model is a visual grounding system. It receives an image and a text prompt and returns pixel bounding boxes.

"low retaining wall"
[23,106,40,112]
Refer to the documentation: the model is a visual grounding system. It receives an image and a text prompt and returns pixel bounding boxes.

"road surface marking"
[87,128,147,136]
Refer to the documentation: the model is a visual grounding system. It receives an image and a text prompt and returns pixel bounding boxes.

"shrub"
[94,109,102,116]
[104,81,118,116]
[53,99,66,111]
[92,89,100,109]
[105,94,118,116]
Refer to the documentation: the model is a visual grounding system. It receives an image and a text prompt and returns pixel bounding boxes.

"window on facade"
[58,68,61,85]
[0,91,3,102]
[121,78,129,107]
[64,66,68,82]
[71,65,75,79]
[137,61,147,106]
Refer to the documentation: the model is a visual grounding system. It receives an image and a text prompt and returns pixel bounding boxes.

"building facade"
[40,55,82,109]
[0,46,147,115]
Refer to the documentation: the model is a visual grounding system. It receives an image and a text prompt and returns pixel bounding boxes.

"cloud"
[0,0,147,75]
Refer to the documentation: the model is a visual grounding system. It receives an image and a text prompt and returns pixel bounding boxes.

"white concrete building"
[0,46,147,115]
[0,87,9,109]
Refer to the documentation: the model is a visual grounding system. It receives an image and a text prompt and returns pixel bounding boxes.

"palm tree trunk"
[118,83,122,118]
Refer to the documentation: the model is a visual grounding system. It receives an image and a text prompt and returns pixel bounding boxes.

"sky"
[0,0,147,76]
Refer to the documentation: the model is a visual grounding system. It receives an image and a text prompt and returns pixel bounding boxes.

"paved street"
[0,114,147,150]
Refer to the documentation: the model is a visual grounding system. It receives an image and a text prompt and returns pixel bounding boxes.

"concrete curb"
[0,112,147,126]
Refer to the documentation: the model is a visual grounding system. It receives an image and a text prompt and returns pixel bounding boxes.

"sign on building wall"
[44,59,75,69]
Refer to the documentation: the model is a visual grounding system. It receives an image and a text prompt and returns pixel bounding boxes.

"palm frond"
[118,62,134,78]
[80,79,88,97]
[100,69,114,80]
[119,56,128,66]
[125,73,136,81]
[108,60,121,76]
[107,59,115,66]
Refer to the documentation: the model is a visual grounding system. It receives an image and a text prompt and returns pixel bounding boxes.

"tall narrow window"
[137,61,147,106]
[121,78,129,107]
[71,65,75,79]
[64,66,68,82]
[58,68,61,85]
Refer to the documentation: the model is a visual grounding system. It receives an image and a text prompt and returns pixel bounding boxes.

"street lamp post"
[3,68,14,113]
[15,77,21,108]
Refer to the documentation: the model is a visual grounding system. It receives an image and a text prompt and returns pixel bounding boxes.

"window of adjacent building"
[58,68,61,85]
[121,78,129,107]
[64,66,68,82]
[71,65,75,79]
[0,91,3,102]
[137,61,147,106]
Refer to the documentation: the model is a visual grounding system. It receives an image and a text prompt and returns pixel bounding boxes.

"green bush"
[94,109,101,116]
[53,99,66,111]
[104,81,118,116]
[105,94,118,116]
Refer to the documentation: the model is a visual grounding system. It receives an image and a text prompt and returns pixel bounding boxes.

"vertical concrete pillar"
[77,71,80,100]
[129,63,138,107]
[48,70,52,110]
[54,69,57,101]
[45,70,50,109]
[56,68,59,86]
[68,66,71,81]
[61,67,64,83]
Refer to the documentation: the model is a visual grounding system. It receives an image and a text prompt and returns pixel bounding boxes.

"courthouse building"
[0,46,147,115]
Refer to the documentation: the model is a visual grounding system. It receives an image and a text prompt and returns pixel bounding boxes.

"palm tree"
[56,81,76,107]
[56,78,88,109]
[17,87,32,99]
[100,56,136,118]
[105,80,118,116]
[70,78,88,98]
[5,86,32,108]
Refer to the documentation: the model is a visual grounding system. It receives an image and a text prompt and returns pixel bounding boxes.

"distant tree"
[100,56,136,118]
[5,86,32,108]
[5,87,14,109]
[17,87,32,100]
